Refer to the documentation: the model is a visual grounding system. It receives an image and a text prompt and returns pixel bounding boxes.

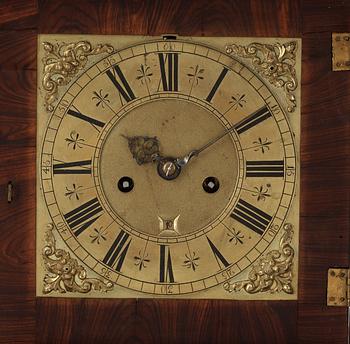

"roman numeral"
[231,199,272,235]
[246,160,284,177]
[159,245,175,283]
[106,65,136,103]
[235,106,272,134]
[158,53,179,91]
[53,159,91,174]
[67,109,105,129]
[64,197,103,236]
[205,67,229,102]
[206,237,230,269]
[103,230,131,272]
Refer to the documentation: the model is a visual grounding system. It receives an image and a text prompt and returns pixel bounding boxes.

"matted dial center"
[97,98,239,238]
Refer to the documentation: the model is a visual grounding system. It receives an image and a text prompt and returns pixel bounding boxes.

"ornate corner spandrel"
[225,41,298,113]
[41,41,114,112]
[223,223,295,295]
[42,223,114,294]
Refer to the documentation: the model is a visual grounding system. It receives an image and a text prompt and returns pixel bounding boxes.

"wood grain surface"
[0,0,349,343]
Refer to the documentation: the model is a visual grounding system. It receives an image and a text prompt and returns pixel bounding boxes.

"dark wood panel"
[0,146,35,343]
[0,31,37,70]
[0,0,38,30]
[299,216,349,303]
[298,304,348,344]
[298,28,349,342]
[146,0,204,36]
[0,70,36,147]
[36,298,137,344]
[35,299,297,344]
[0,310,35,344]
[37,0,301,37]
[135,300,297,344]
[147,0,300,37]
[38,0,149,35]
[302,0,350,33]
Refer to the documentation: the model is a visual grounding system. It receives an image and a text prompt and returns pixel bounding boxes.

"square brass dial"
[36,34,301,300]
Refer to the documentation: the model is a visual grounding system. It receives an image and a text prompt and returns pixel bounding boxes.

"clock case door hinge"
[327,268,350,307]
[332,33,350,71]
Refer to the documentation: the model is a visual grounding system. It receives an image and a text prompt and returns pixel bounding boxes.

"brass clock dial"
[37,35,300,299]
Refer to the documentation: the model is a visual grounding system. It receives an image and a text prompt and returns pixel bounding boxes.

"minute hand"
[176,124,237,167]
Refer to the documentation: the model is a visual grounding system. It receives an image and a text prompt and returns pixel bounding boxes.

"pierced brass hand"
[123,135,182,180]
[176,124,237,167]
[122,135,161,165]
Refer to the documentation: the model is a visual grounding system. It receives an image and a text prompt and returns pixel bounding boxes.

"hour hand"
[122,135,161,165]
[176,150,198,167]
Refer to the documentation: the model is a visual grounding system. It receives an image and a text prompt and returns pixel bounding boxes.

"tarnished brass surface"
[37,35,301,299]
[224,223,295,295]
[42,223,114,294]
[226,41,298,112]
[41,41,114,111]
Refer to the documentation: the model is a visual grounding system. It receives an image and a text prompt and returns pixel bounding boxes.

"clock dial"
[38,36,299,298]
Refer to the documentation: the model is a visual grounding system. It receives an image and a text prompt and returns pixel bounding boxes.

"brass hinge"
[332,33,350,71]
[327,268,350,307]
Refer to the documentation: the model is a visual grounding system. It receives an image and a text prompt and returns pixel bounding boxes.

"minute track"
[38,37,298,297]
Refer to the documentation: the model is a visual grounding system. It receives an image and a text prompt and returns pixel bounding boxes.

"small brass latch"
[7,181,13,203]
[327,268,350,307]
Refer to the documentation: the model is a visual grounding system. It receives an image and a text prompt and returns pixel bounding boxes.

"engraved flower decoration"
[92,89,110,108]
[65,184,83,200]
[134,251,150,271]
[65,130,85,150]
[229,93,246,110]
[227,229,244,245]
[187,65,204,85]
[89,227,108,244]
[136,64,153,84]
[253,137,272,154]
[183,252,200,271]
[252,184,271,202]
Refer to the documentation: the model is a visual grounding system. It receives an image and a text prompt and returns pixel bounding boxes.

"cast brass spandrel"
[36,34,301,300]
